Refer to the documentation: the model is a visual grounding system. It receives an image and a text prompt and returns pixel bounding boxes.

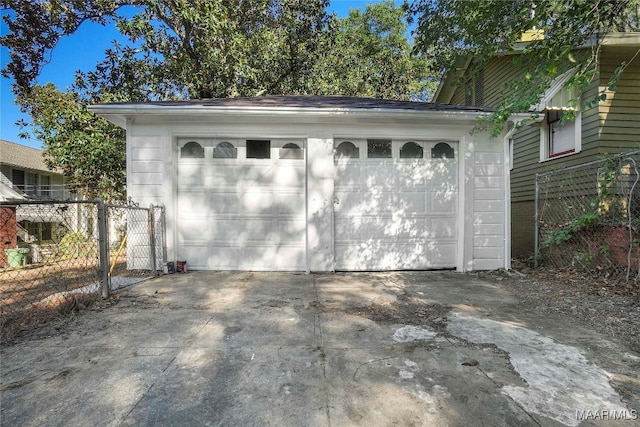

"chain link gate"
[106,203,165,290]
[0,199,164,339]
[535,151,640,280]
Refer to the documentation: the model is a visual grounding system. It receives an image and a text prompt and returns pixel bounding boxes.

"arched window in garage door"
[181,141,205,158]
[279,143,304,159]
[213,141,237,158]
[400,141,424,158]
[431,142,455,159]
[335,141,360,159]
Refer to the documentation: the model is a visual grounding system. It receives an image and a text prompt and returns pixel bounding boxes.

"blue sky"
[1,1,405,149]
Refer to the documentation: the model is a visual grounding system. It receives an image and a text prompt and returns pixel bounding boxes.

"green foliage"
[16,84,126,201]
[542,211,597,247]
[573,250,595,268]
[596,155,621,213]
[541,155,623,248]
[312,1,434,100]
[2,0,334,99]
[408,0,640,134]
[58,231,97,259]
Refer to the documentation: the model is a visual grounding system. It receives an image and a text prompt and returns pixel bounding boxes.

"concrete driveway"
[1,272,639,427]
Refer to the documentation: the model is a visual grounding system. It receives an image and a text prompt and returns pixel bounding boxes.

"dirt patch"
[343,295,451,330]
[480,259,640,353]
[1,294,120,344]
[0,259,100,313]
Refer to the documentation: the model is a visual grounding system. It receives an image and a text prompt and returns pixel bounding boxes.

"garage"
[90,95,512,272]
[176,137,306,270]
[334,139,458,270]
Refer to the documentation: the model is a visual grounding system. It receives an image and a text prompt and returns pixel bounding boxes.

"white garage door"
[177,138,306,270]
[334,139,458,270]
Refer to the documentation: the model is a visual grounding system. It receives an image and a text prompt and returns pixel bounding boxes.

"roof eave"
[433,56,473,103]
[88,104,494,128]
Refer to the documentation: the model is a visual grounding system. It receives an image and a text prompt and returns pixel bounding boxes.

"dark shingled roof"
[98,95,495,113]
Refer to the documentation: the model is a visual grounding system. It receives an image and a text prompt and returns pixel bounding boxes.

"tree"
[1,0,333,98]
[312,1,434,101]
[16,84,126,200]
[2,1,434,200]
[408,0,640,134]
[2,0,333,200]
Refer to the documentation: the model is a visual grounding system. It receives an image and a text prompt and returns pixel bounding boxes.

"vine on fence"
[541,156,621,247]
[537,152,640,280]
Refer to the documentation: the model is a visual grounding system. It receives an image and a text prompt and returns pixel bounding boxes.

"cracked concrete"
[1,271,639,426]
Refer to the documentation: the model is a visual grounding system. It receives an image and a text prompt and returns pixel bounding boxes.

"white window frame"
[540,109,581,162]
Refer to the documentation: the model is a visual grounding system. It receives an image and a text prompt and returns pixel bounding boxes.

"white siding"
[122,112,509,272]
[127,129,170,206]
[471,146,507,270]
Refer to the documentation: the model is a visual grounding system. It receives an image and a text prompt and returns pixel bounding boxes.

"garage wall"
[470,133,507,270]
[124,115,509,272]
[127,124,174,260]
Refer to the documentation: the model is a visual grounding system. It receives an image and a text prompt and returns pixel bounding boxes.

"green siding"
[438,40,640,257]
[598,46,640,153]
[510,45,640,203]
[446,56,525,107]
[482,56,525,106]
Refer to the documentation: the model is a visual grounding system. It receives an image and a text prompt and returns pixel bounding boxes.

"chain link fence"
[106,204,165,288]
[535,150,640,280]
[0,199,164,339]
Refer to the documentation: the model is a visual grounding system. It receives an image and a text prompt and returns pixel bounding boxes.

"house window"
[541,110,581,160]
[41,175,51,197]
[548,111,576,157]
[12,169,25,191]
[181,141,205,158]
[279,143,304,159]
[21,221,52,242]
[26,172,37,196]
[247,140,271,159]
[335,141,359,159]
[213,141,237,158]
[432,142,455,159]
[400,142,424,159]
[367,139,392,158]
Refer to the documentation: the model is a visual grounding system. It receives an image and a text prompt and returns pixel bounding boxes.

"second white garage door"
[334,139,458,271]
[177,138,306,270]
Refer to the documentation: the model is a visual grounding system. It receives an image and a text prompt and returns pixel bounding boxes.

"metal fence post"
[148,204,157,276]
[534,173,540,269]
[97,198,110,297]
[160,206,167,264]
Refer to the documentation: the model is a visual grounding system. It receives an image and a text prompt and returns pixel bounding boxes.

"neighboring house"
[0,139,72,265]
[89,95,526,272]
[0,139,69,201]
[433,32,640,258]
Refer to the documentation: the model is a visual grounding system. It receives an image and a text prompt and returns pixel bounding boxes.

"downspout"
[305,138,310,275]
[502,122,519,270]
